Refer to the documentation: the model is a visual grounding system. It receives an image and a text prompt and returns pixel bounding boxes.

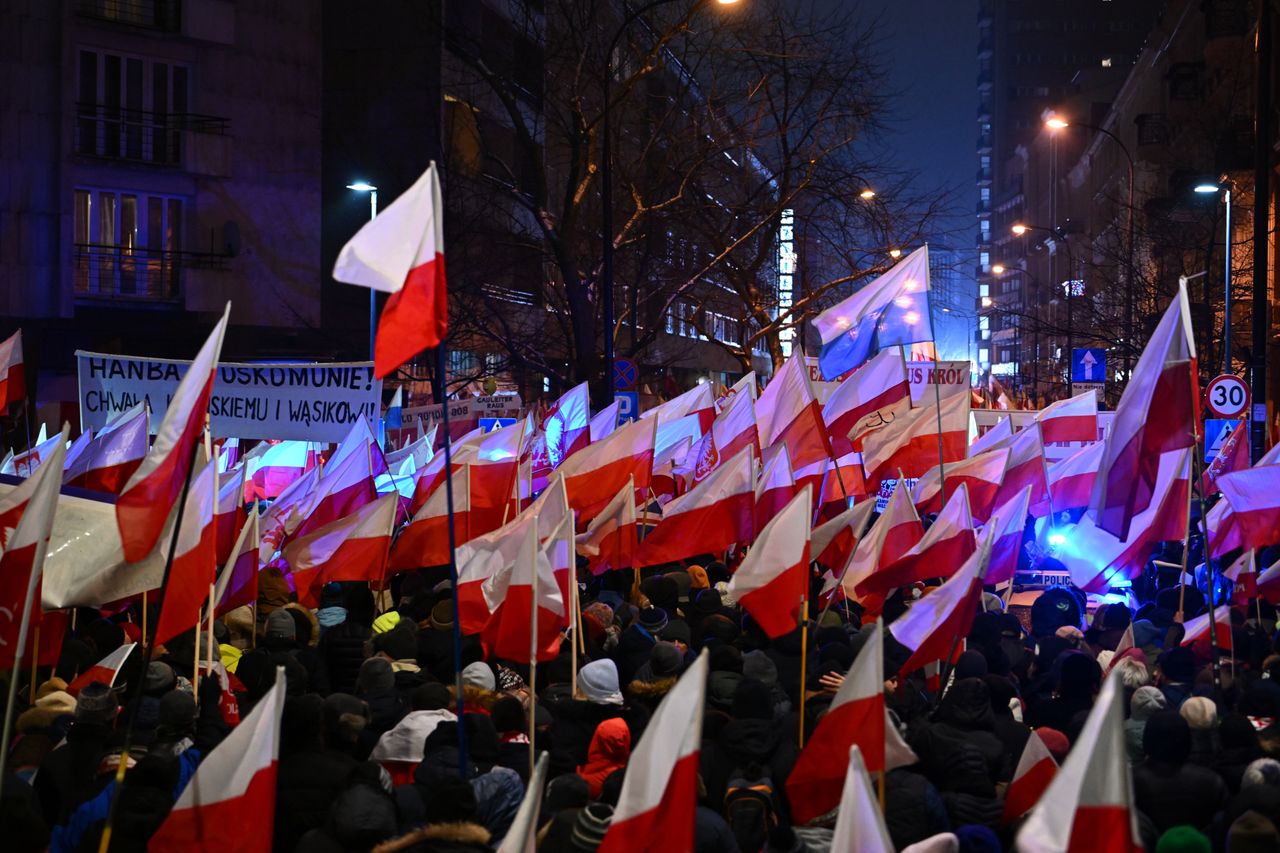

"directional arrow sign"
[1072,348,1107,384]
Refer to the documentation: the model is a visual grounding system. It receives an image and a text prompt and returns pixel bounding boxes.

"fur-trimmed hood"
[282,602,320,647]
[449,683,502,711]
[626,677,678,700]
[371,821,492,852]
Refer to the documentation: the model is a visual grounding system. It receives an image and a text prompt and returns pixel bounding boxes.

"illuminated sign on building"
[779,209,796,357]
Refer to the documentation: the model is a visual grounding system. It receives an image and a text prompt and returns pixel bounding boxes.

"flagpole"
[142,590,149,649]
[206,582,216,674]
[528,525,539,781]
[1176,457,1195,623]
[1190,446,1224,695]
[28,624,39,704]
[813,460,831,526]
[797,596,809,749]
[436,343,470,777]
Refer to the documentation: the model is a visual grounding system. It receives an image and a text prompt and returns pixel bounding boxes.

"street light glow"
[1045,116,1069,130]
[716,0,741,4]
[1194,183,1221,194]
[981,296,993,307]
[1011,224,1028,236]
[991,263,1005,275]
[346,181,377,192]
[859,189,876,200]
[889,248,902,259]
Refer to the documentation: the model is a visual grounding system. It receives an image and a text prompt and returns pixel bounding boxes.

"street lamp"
[1195,180,1233,373]
[601,0,741,403]
[888,248,902,259]
[347,181,379,362]
[859,188,877,200]
[1011,223,1028,236]
[1011,222,1077,396]
[991,263,1005,275]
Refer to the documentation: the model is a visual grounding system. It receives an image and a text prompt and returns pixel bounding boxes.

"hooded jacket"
[577,718,631,798]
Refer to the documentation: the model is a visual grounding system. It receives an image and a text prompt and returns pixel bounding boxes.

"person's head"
[263,608,297,644]
[1130,685,1168,722]
[1056,651,1102,698]
[1112,656,1151,690]
[461,662,496,692]
[323,693,370,748]
[75,682,119,727]
[1157,647,1196,685]
[1227,810,1280,853]
[356,657,394,693]
[490,695,526,734]
[155,690,196,741]
[577,660,623,705]
[1242,758,1280,789]
[1180,696,1218,731]
[730,678,773,722]
[1143,709,1192,764]
[570,803,613,851]
[1154,825,1210,853]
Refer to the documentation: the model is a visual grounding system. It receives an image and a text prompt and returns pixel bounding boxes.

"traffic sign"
[478,417,516,433]
[1072,348,1106,384]
[613,358,638,391]
[1203,418,1241,463]
[1205,374,1250,418]
[616,391,639,424]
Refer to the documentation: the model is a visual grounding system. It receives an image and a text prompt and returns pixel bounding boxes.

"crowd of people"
[4,544,1280,852]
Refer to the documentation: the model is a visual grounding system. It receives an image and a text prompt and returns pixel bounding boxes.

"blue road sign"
[478,417,516,433]
[613,358,638,391]
[616,392,639,424]
[1072,348,1107,384]
[1203,418,1242,463]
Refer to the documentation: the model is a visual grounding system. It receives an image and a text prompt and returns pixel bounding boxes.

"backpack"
[724,769,779,853]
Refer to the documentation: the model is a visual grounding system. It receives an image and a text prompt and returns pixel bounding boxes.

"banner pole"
[436,343,469,777]
[528,534,539,781]
[797,597,809,749]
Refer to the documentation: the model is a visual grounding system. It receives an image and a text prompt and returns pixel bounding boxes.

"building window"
[74,187,185,298]
[1100,57,1113,68]
[75,48,195,165]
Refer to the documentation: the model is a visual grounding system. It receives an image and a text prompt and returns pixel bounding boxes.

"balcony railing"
[75,0,181,31]
[74,103,229,170]
[74,243,229,301]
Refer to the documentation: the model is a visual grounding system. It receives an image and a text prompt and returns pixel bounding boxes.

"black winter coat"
[273,747,360,851]
[320,620,371,695]
[1132,759,1227,835]
[545,699,649,778]
[700,717,799,817]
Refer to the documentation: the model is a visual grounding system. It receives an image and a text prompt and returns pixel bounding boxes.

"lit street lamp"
[1194,180,1233,373]
[859,188,877,200]
[346,181,379,362]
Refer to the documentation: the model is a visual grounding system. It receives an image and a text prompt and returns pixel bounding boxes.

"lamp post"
[347,181,379,362]
[1194,181,1233,374]
[600,0,739,403]
[1045,114,1136,383]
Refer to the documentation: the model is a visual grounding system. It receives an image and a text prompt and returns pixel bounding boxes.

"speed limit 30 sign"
[1206,374,1250,418]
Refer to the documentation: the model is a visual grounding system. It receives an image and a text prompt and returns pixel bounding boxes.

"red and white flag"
[530,382,591,491]
[214,467,247,565]
[257,465,321,560]
[786,622,916,824]
[1257,557,1280,605]
[245,440,313,501]
[810,501,876,571]
[861,391,968,490]
[576,477,637,575]
[994,423,1048,515]
[755,444,797,533]
[1216,465,1280,554]
[290,441,378,541]
[1180,607,1232,653]
[688,376,758,486]
[0,428,66,669]
[1090,284,1197,540]
[154,459,219,646]
[117,305,228,562]
[642,383,715,433]
[327,418,389,479]
[463,419,522,533]
[11,429,62,479]
[857,485,975,598]
[1202,421,1250,497]
[822,348,911,455]
[67,642,138,697]
[0,330,24,410]
[1046,441,1105,513]
[480,517,566,662]
[599,650,708,853]
[283,494,397,607]
[389,465,470,572]
[838,480,923,615]
[1224,550,1258,606]
[888,530,990,676]
[589,401,621,443]
[984,485,1034,586]
[62,430,93,480]
[828,746,896,853]
[333,162,447,378]
[560,416,655,521]
[150,665,286,853]
[636,446,754,567]
[454,511,536,633]
[1015,673,1143,853]
[496,753,549,853]
[757,352,832,471]
[729,489,811,638]
[911,447,1009,521]
[1036,390,1098,444]
[63,403,148,494]
[969,416,1013,457]
[1002,730,1058,825]
[215,506,260,618]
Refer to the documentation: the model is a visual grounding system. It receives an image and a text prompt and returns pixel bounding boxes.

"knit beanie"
[461,662,496,692]
[1154,825,1210,853]
[578,660,623,705]
[264,608,296,641]
[429,600,454,631]
[1131,685,1168,722]
[687,565,710,590]
[1180,696,1218,730]
[357,657,395,692]
[570,803,613,851]
[1227,811,1280,853]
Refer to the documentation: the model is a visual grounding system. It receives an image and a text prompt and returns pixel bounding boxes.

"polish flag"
[214,467,247,565]
[689,376,758,486]
[1036,390,1098,444]
[154,459,219,647]
[589,401,621,443]
[838,480,924,615]
[810,500,876,571]
[560,416,655,522]
[1224,550,1258,606]
[861,391,968,490]
[215,507,260,617]
[246,440,312,501]
[729,489,811,638]
[1058,449,1191,592]
[599,650,708,853]
[816,450,868,506]
[642,383,715,433]
[1216,465,1280,554]
[994,423,1048,515]
[464,419,524,535]
[530,382,591,491]
[333,162,447,378]
[12,429,62,479]
[1090,284,1197,540]
[969,415,1013,457]
[1001,730,1059,825]
[0,329,24,409]
[528,472,571,542]
[786,622,917,824]
[62,430,93,480]
[576,477,638,575]
[1179,607,1232,653]
[1257,557,1280,605]
[497,753,548,853]
[63,404,149,494]
[888,530,990,676]
[389,465,470,572]
[454,511,536,633]
[829,746,896,853]
[822,348,911,455]
[650,436,693,503]
[1047,441,1105,513]
[386,432,434,473]
[757,352,833,471]
[1202,420,1250,497]
[283,494,397,607]
[1015,673,1143,853]
[290,442,377,541]
[67,642,138,696]
[150,666,286,853]
[257,465,321,560]
[327,418,389,479]
[636,446,754,567]
[911,447,1009,521]
[480,517,566,662]
[0,429,66,669]
[755,445,797,533]
[408,438,478,515]
[215,437,240,473]
[117,305,228,562]
[857,484,975,598]
[984,485,1034,585]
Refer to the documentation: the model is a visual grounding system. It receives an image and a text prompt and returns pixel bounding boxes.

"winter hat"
[706,671,743,711]
[637,607,668,634]
[143,662,176,695]
[1144,709,1192,764]
[1180,696,1218,730]
[1035,727,1070,764]
[742,651,778,686]
[1132,618,1163,649]
[578,660,623,705]
[663,571,693,604]
[570,803,613,851]
[324,693,370,745]
[461,662,496,692]
[319,582,345,610]
[692,588,722,615]
[709,645,743,674]
[357,657,395,693]
[1131,685,1168,722]
[659,619,691,646]
[1154,825,1210,853]
[698,614,738,646]
[954,824,1001,853]
[1227,810,1280,853]
[75,682,118,725]
[157,691,196,734]
[544,772,590,816]
[429,600,454,631]
[647,642,683,679]
[688,565,710,590]
[900,834,960,853]
[264,609,296,641]
[955,650,989,681]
